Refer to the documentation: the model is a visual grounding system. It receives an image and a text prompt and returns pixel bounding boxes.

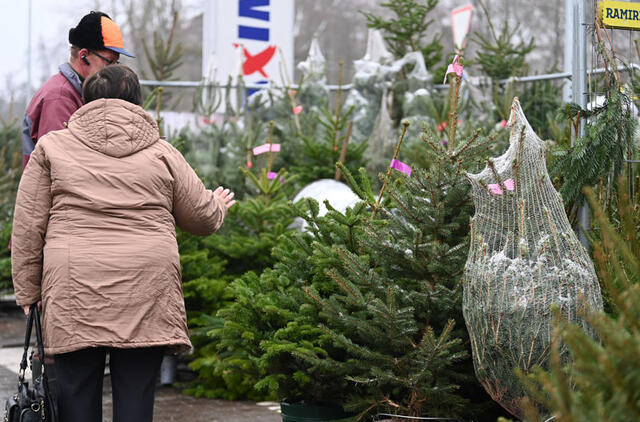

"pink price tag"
[389,159,412,176]
[443,55,464,84]
[267,172,285,183]
[253,143,281,156]
[503,179,515,190]
[488,178,515,195]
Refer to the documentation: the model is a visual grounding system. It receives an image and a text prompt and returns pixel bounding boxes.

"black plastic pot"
[280,401,354,422]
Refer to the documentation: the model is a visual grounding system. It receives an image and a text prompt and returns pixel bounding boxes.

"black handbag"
[3,304,57,422]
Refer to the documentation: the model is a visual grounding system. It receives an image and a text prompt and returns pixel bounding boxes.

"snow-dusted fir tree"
[293,91,509,419]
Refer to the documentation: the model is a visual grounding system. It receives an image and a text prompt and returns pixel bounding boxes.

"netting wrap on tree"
[462,97,603,417]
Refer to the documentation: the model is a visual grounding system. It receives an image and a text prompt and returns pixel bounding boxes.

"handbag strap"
[19,306,34,377]
[33,306,46,368]
[19,304,46,380]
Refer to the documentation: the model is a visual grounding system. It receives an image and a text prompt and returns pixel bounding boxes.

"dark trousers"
[54,347,164,422]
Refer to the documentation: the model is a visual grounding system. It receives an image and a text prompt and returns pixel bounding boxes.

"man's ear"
[79,48,90,66]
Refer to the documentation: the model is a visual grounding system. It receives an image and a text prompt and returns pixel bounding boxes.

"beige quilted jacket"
[12,98,227,355]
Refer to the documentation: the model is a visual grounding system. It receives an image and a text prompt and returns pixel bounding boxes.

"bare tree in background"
[0,79,28,124]
[114,0,185,79]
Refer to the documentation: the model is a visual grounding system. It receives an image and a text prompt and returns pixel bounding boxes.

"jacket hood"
[67,98,159,158]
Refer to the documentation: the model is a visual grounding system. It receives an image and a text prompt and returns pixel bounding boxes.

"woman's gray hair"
[82,65,142,106]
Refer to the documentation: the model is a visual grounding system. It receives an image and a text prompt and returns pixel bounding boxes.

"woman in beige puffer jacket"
[11,65,235,422]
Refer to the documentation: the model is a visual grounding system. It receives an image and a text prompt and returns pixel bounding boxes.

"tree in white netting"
[462,97,604,418]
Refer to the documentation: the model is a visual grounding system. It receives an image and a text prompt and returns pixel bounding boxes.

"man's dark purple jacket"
[22,63,83,168]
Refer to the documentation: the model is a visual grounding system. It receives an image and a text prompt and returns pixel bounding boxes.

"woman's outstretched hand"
[214,187,236,209]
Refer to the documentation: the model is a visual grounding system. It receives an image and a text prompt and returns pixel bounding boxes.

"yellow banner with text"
[600,0,640,30]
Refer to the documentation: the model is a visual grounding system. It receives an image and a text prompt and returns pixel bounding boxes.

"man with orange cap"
[21,11,134,168]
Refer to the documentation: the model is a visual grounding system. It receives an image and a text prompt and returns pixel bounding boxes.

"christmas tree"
[198,195,372,403]
[362,0,444,81]
[0,223,12,294]
[288,93,367,186]
[472,0,534,81]
[293,104,510,419]
[0,115,22,293]
[183,167,296,399]
[184,76,269,198]
[199,56,512,420]
[140,9,184,109]
[463,98,603,418]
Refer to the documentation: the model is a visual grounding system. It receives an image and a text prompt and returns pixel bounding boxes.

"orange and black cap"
[69,11,135,58]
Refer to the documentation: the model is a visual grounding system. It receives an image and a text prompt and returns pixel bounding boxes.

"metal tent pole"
[572,0,590,248]
[564,0,574,103]
[27,0,33,96]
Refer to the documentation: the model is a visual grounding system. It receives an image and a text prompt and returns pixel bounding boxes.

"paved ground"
[0,303,281,422]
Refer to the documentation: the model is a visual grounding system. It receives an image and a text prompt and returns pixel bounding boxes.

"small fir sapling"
[361,0,444,125]
[0,114,22,293]
[182,139,296,399]
[203,195,372,403]
[288,61,368,187]
[140,10,184,109]
[361,0,444,80]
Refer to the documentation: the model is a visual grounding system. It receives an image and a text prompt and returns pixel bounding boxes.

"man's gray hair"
[70,45,80,60]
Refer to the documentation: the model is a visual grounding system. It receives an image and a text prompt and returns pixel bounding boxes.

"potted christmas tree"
[211,196,371,420]
[291,112,509,420]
